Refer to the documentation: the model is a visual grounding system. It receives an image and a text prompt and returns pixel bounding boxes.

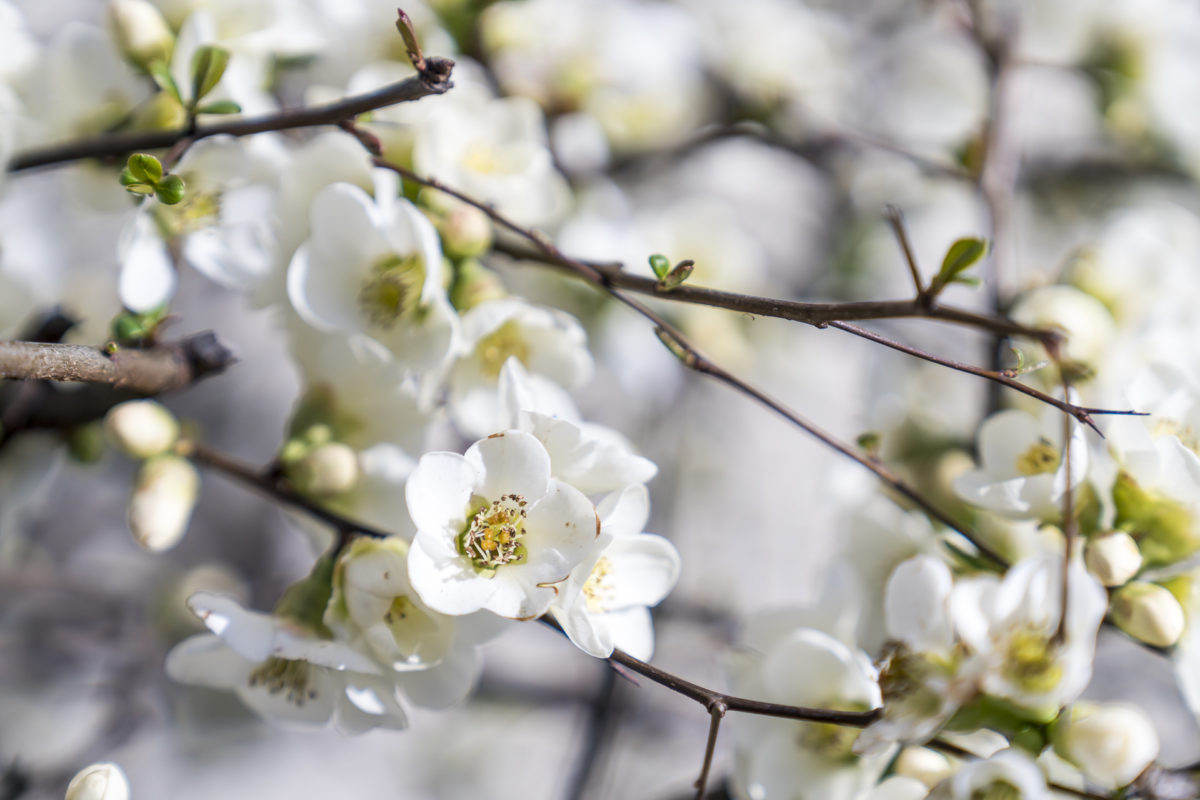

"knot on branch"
[179,331,237,380]
[419,56,455,92]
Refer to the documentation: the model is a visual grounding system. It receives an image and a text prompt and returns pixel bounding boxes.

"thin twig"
[6,58,454,173]
[695,701,726,799]
[885,205,926,299]
[564,666,618,800]
[180,440,392,544]
[373,157,1009,566]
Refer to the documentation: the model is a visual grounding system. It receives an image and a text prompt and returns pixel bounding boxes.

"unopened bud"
[290,442,360,497]
[107,0,173,69]
[128,454,198,552]
[1111,581,1185,648]
[65,762,130,800]
[1085,531,1142,587]
[893,746,955,788]
[1009,285,1116,381]
[105,400,180,459]
[440,203,494,260]
[1051,702,1159,788]
[449,258,507,311]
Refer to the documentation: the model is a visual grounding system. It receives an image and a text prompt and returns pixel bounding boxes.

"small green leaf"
[119,169,141,187]
[123,183,156,196]
[932,237,987,293]
[195,99,241,115]
[648,253,670,280]
[660,259,694,290]
[951,275,982,288]
[155,174,185,205]
[127,153,163,183]
[190,45,230,103]
[856,431,881,454]
[148,59,182,104]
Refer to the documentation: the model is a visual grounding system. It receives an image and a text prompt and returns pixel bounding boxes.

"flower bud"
[290,442,360,497]
[128,454,198,552]
[65,761,130,800]
[1051,702,1158,788]
[1111,581,1185,648]
[449,258,507,311]
[893,746,955,788]
[439,204,494,260]
[1085,531,1142,587]
[1009,285,1116,381]
[107,0,173,69]
[105,400,180,459]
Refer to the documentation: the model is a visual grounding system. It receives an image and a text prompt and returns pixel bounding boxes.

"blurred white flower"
[927,749,1047,800]
[449,298,592,438]
[287,182,457,375]
[729,626,887,800]
[955,405,1088,520]
[406,430,602,619]
[104,399,180,459]
[127,454,198,552]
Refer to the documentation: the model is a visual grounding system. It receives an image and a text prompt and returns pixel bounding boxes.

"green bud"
[930,237,988,295]
[648,253,670,280]
[287,442,360,498]
[659,259,694,290]
[155,173,185,205]
[190,44,230,104]
[1113,471,1200,567]
[127,153,163,184]
[67,422,107,464]
[449,258,507,311]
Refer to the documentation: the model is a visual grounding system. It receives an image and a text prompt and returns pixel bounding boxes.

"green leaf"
[126,153,163,183]
[123,183,156,196]
[932,237,987,293]
[659,259,694,290]
[190,45,230,103]
[148,59,182,104]
[195,99,241,115]
[648,253,670,280]
[155,174,185,205]
[119,169,141,187]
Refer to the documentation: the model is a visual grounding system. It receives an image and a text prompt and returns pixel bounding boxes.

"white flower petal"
[466,429,552,502]
[406,451,477,534]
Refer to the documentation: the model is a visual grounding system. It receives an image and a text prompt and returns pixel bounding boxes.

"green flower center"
[795,720,861,762]
[971,780,1021,800]
[476,319,530,378]
[358,253,426,329]
[247,657,317,706]
[459,493,529,574]
[1015,438,1060,476]
[1004,629,1062,694]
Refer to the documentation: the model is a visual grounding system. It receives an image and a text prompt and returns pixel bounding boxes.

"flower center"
[476,319,530,378]
[1003,629,1063,693]
[971,780,1021,800]
[358,253,426,329]
[582,556,614,613]
[795,720,861,762]
[382,594,449,665]
[1015,438,1060,476]
[460,493,529,573]
[247,657,318,706]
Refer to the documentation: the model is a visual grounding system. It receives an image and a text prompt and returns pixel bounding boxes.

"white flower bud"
[128,455,198,552]
[65,762,130,800]
[894,746,956,788]
[106,0,173,68]
[1084,531,1142,587]
[105,400,180,459]
[291,442,360,497]
[1009,285,1116,375]
[1052,702,1159,788]
[440,203,494,260]
[1111,581,1186,648]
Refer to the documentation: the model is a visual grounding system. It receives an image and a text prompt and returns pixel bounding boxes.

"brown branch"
[373,157,1009,566]
[0,333,233,393]
[6,58,454,173]
[695,701,726,799]
[493,240,1048,339]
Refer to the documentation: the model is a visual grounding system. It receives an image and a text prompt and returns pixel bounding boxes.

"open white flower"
[287,182,457,375]
[449,298,592,437]
[406,430,602,619]
[955,405,1088,520]
[166,592,410,732]
[550,484,680,659]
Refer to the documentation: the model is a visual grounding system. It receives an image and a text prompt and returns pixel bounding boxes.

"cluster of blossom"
[4,0,1200,797]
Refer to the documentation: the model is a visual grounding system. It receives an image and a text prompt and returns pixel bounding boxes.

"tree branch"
[0,334,233,394]
[6,58,454,173]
